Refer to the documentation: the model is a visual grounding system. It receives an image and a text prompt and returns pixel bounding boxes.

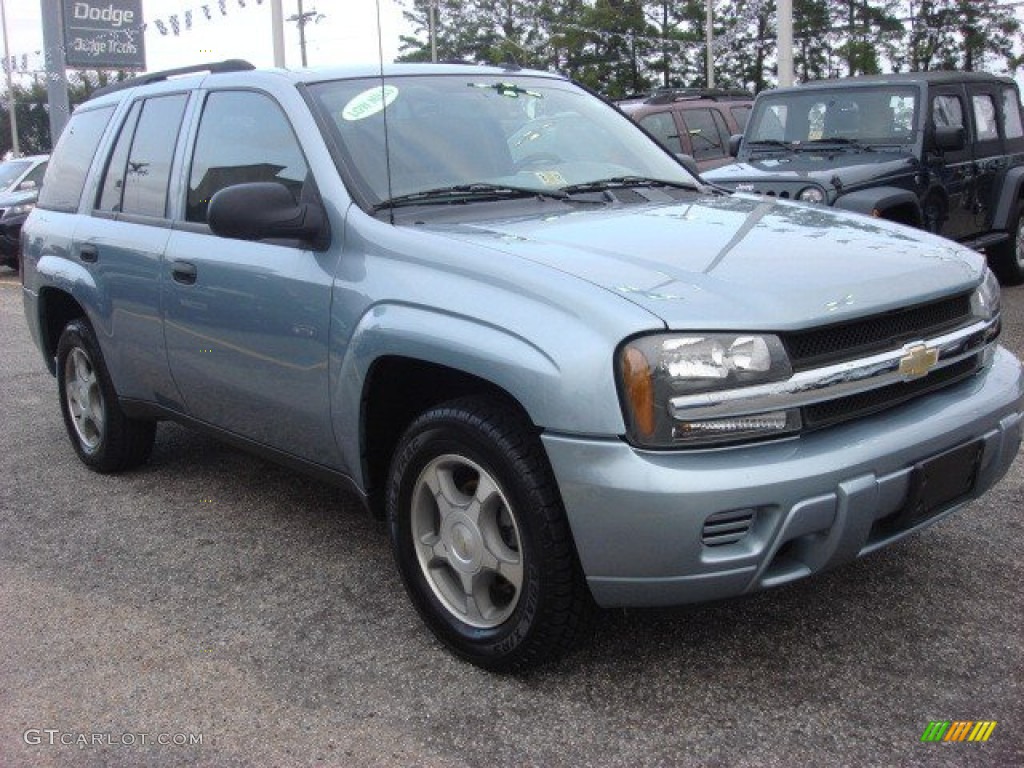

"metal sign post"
[41,0,71,144]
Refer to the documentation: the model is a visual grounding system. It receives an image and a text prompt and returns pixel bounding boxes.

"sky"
[1,0,410,78]
[0,1,1021,86]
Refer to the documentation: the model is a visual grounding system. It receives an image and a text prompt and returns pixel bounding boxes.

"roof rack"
[618,87,753,104]
[90,59,256,98]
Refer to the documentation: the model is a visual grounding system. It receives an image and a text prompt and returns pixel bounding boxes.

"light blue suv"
[21,61,1024,671]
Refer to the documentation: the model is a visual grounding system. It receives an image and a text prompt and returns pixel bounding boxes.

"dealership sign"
[62,1,146,70]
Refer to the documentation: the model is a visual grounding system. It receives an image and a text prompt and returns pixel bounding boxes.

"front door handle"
[79,244,98,263]
[171,260,197,285]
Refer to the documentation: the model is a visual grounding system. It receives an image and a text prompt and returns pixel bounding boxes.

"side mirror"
[728,134,743,157]
[208,182,329,250]
[674,153,702,178]
[17,180,36,191]
[933,125,966,152]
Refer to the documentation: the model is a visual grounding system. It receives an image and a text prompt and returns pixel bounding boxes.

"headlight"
[970,267,1000,321]
[797,186,825,204]
[2,202,35,219]
[618,333,798,447]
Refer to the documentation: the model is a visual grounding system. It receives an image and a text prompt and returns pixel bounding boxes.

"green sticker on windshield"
[342,85,398,121]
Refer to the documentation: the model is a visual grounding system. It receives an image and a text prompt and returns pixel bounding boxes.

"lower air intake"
[702,508,756,547]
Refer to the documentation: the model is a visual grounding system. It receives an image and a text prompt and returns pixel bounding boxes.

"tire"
[988,201,1024,286]
[386,396,592,672]
[56,318,156,472]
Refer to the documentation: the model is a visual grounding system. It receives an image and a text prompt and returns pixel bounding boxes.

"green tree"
[901,0,1021,72]
[1,70,128,156]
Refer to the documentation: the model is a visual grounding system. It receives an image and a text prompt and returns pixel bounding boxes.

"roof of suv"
[86,59,567,106]
[763,70,1019,97]
[616,88,753,113]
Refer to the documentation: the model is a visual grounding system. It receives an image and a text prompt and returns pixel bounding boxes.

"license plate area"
[902,439,983,527]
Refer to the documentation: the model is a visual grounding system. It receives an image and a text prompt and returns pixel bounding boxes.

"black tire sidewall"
[56,319,120,469]
[388,415,550,668]
[990,201,1024,285]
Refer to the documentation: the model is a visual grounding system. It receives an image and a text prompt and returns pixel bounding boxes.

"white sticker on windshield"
[534,170,566,186]
[342,85,398,121]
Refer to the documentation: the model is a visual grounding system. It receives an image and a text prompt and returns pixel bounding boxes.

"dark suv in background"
[705,72,1024,284]
[617,88,753,172]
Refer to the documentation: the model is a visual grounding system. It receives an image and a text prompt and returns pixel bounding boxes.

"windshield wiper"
[372,183,579,212]
[560,176,699,195]
[805,137,874,151]
[745,139,794,150]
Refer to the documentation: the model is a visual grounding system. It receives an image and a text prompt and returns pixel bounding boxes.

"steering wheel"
[515,153,562,170]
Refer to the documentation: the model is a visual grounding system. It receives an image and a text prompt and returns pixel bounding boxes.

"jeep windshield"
[743,85,919,154]
[308,74,700,213]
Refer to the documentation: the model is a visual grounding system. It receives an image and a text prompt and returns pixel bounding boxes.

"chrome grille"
[802,355,980,430]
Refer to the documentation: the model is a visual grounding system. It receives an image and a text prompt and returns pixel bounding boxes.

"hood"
[704,150,917,192]
[415,194,981,332]
[0,188,38,208]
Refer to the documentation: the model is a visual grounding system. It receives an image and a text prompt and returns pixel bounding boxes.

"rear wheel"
[386,396,591,672]
[988,201,1024,285]
[56,318,156,472]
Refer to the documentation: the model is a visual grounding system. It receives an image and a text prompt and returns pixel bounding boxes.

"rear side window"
[97,101,142,212]
[1002,87,1023,140]
[37,107,114,213]
[681,108,728,162]
[186,90,308,223]
[639,112,682,153]
[117,94,188,218]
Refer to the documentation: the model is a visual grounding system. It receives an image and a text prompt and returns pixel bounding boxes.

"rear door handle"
[171,260,197,285]
[79,244,98,263]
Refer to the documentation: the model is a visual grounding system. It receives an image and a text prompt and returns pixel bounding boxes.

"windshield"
[0,160,31,190]
[309,74,697,208]
[745,86,919,148]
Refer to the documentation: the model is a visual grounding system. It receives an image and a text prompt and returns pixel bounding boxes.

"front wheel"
[386,396,591,672]
[988,201,1024,285]
[56,318,156,472]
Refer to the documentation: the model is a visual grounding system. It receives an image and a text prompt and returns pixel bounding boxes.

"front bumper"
[543,346,1023,607]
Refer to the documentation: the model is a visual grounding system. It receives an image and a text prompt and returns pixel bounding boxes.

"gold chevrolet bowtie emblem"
[899,344,939,379]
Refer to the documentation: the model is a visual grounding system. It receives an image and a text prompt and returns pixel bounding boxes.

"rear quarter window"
[37,107,114,213]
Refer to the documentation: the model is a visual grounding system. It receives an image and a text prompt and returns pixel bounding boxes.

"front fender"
[834,186,923,225]
[333,301,627,488]
[991,166,1024,230]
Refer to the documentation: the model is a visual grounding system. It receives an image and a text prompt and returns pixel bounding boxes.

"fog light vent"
[702,508,756,547]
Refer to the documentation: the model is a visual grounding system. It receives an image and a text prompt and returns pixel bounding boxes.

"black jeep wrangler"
[704,72,1024,284]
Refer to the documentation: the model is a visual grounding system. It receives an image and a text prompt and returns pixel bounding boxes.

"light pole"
[0,0,19,156]
[778,0,794,86]
[287,0,324,68]
[429,0,438,63]
[706,1,714,89]
[271,0,285,67]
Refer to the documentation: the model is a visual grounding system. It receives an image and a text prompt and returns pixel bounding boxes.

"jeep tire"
[988,201,1024,286]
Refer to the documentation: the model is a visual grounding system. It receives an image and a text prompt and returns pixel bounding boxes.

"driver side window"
[187,90,308,224]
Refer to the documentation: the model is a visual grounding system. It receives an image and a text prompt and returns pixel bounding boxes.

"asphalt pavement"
[1,266,1022,767]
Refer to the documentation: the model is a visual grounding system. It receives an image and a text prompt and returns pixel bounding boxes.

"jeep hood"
[704,150,917,191]
[418,194,982,332]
